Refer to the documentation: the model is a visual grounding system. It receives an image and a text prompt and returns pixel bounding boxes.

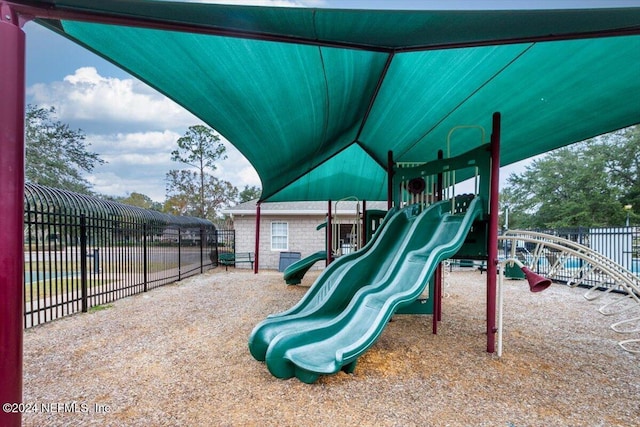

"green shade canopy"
[16,1,640,201]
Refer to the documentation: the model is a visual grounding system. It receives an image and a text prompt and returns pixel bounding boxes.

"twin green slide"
[249,197,483,383]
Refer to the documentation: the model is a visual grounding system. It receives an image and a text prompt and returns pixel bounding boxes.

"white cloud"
[217,146,263,189]
[27,68,260,202]
[28,67,199,132]
[89,130,181,156]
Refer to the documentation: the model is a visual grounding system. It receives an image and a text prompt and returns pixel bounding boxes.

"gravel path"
[22,268,639,426]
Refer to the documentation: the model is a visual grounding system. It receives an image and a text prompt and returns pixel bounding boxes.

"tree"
[165,170,238,218]
[105,191,162,212]
[165,125,238,220]
[25,105,104,194]
[502,126,640,228]
[238,185,262,203]
[600,126,640,221]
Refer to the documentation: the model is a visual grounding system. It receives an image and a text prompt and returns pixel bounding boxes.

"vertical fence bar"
[93,249,99,275]
[45,203,52,322]
[141,222,145,291]
[143,223,148,292]
[80,215,88,313]
[200,226,204,274]
[178,227,182,281]
[25,210,34,329]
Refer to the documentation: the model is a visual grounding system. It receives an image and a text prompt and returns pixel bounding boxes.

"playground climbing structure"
[499,230,640,353]
[250,116,502,382]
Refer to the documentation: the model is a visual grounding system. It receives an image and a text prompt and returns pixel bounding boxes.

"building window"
[271,221,288,251]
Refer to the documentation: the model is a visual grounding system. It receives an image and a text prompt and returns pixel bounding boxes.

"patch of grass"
[88,303,114,313]
[23,277,109,303]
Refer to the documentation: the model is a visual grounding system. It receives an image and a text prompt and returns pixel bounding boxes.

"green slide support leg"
[341,360,357,374]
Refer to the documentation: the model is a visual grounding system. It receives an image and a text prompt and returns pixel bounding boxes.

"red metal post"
[486,112,501,353]
[387,151,394,210]
[361,200,367,249]
[326,200,332,265]
[254,202,260,274]
[0,4,26,426]
[433,150,444,334]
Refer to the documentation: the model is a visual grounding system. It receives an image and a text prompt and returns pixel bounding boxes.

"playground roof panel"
[17,1,640,201]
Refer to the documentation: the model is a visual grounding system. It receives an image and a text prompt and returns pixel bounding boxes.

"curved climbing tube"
[499,230,640,353]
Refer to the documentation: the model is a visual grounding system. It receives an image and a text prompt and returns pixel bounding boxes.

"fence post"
[178,227,182,281]
[80,214,88,313]
[143,223,148,292]
[200,226,204,274]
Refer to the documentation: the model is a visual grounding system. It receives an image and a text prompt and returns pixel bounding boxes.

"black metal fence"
[23,183,218,328]
[216,229,235,257]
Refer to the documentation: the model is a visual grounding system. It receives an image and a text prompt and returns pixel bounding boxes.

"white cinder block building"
[223,199,387,271]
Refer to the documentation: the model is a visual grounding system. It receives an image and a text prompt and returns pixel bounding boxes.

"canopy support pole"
[433,149,444,335]
[361,200,367,249]
[326,200,332,265]
[254,202,260,274]
[0,4,26,426]
[387,151,394,210]
[486,112,501,353]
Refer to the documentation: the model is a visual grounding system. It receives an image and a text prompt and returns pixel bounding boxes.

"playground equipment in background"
[250,135,495,383]
[332,197,361,257]
[283,221,328,285]
[499,230,640,353]
[283,204,388,285]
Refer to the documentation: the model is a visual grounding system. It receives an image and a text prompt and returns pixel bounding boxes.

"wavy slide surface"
[249,197,483,383]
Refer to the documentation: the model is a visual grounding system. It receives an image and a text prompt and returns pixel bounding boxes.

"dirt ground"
[21,267,639,426]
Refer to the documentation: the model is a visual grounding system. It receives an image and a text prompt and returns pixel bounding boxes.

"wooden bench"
[218,252,254,270]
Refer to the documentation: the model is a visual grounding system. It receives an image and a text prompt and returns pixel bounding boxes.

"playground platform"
[22,268,637,426]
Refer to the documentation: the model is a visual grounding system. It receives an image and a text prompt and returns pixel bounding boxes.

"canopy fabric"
[16,1,640,201]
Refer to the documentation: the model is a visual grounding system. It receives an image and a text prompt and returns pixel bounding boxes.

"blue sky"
[23,0,634,201]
